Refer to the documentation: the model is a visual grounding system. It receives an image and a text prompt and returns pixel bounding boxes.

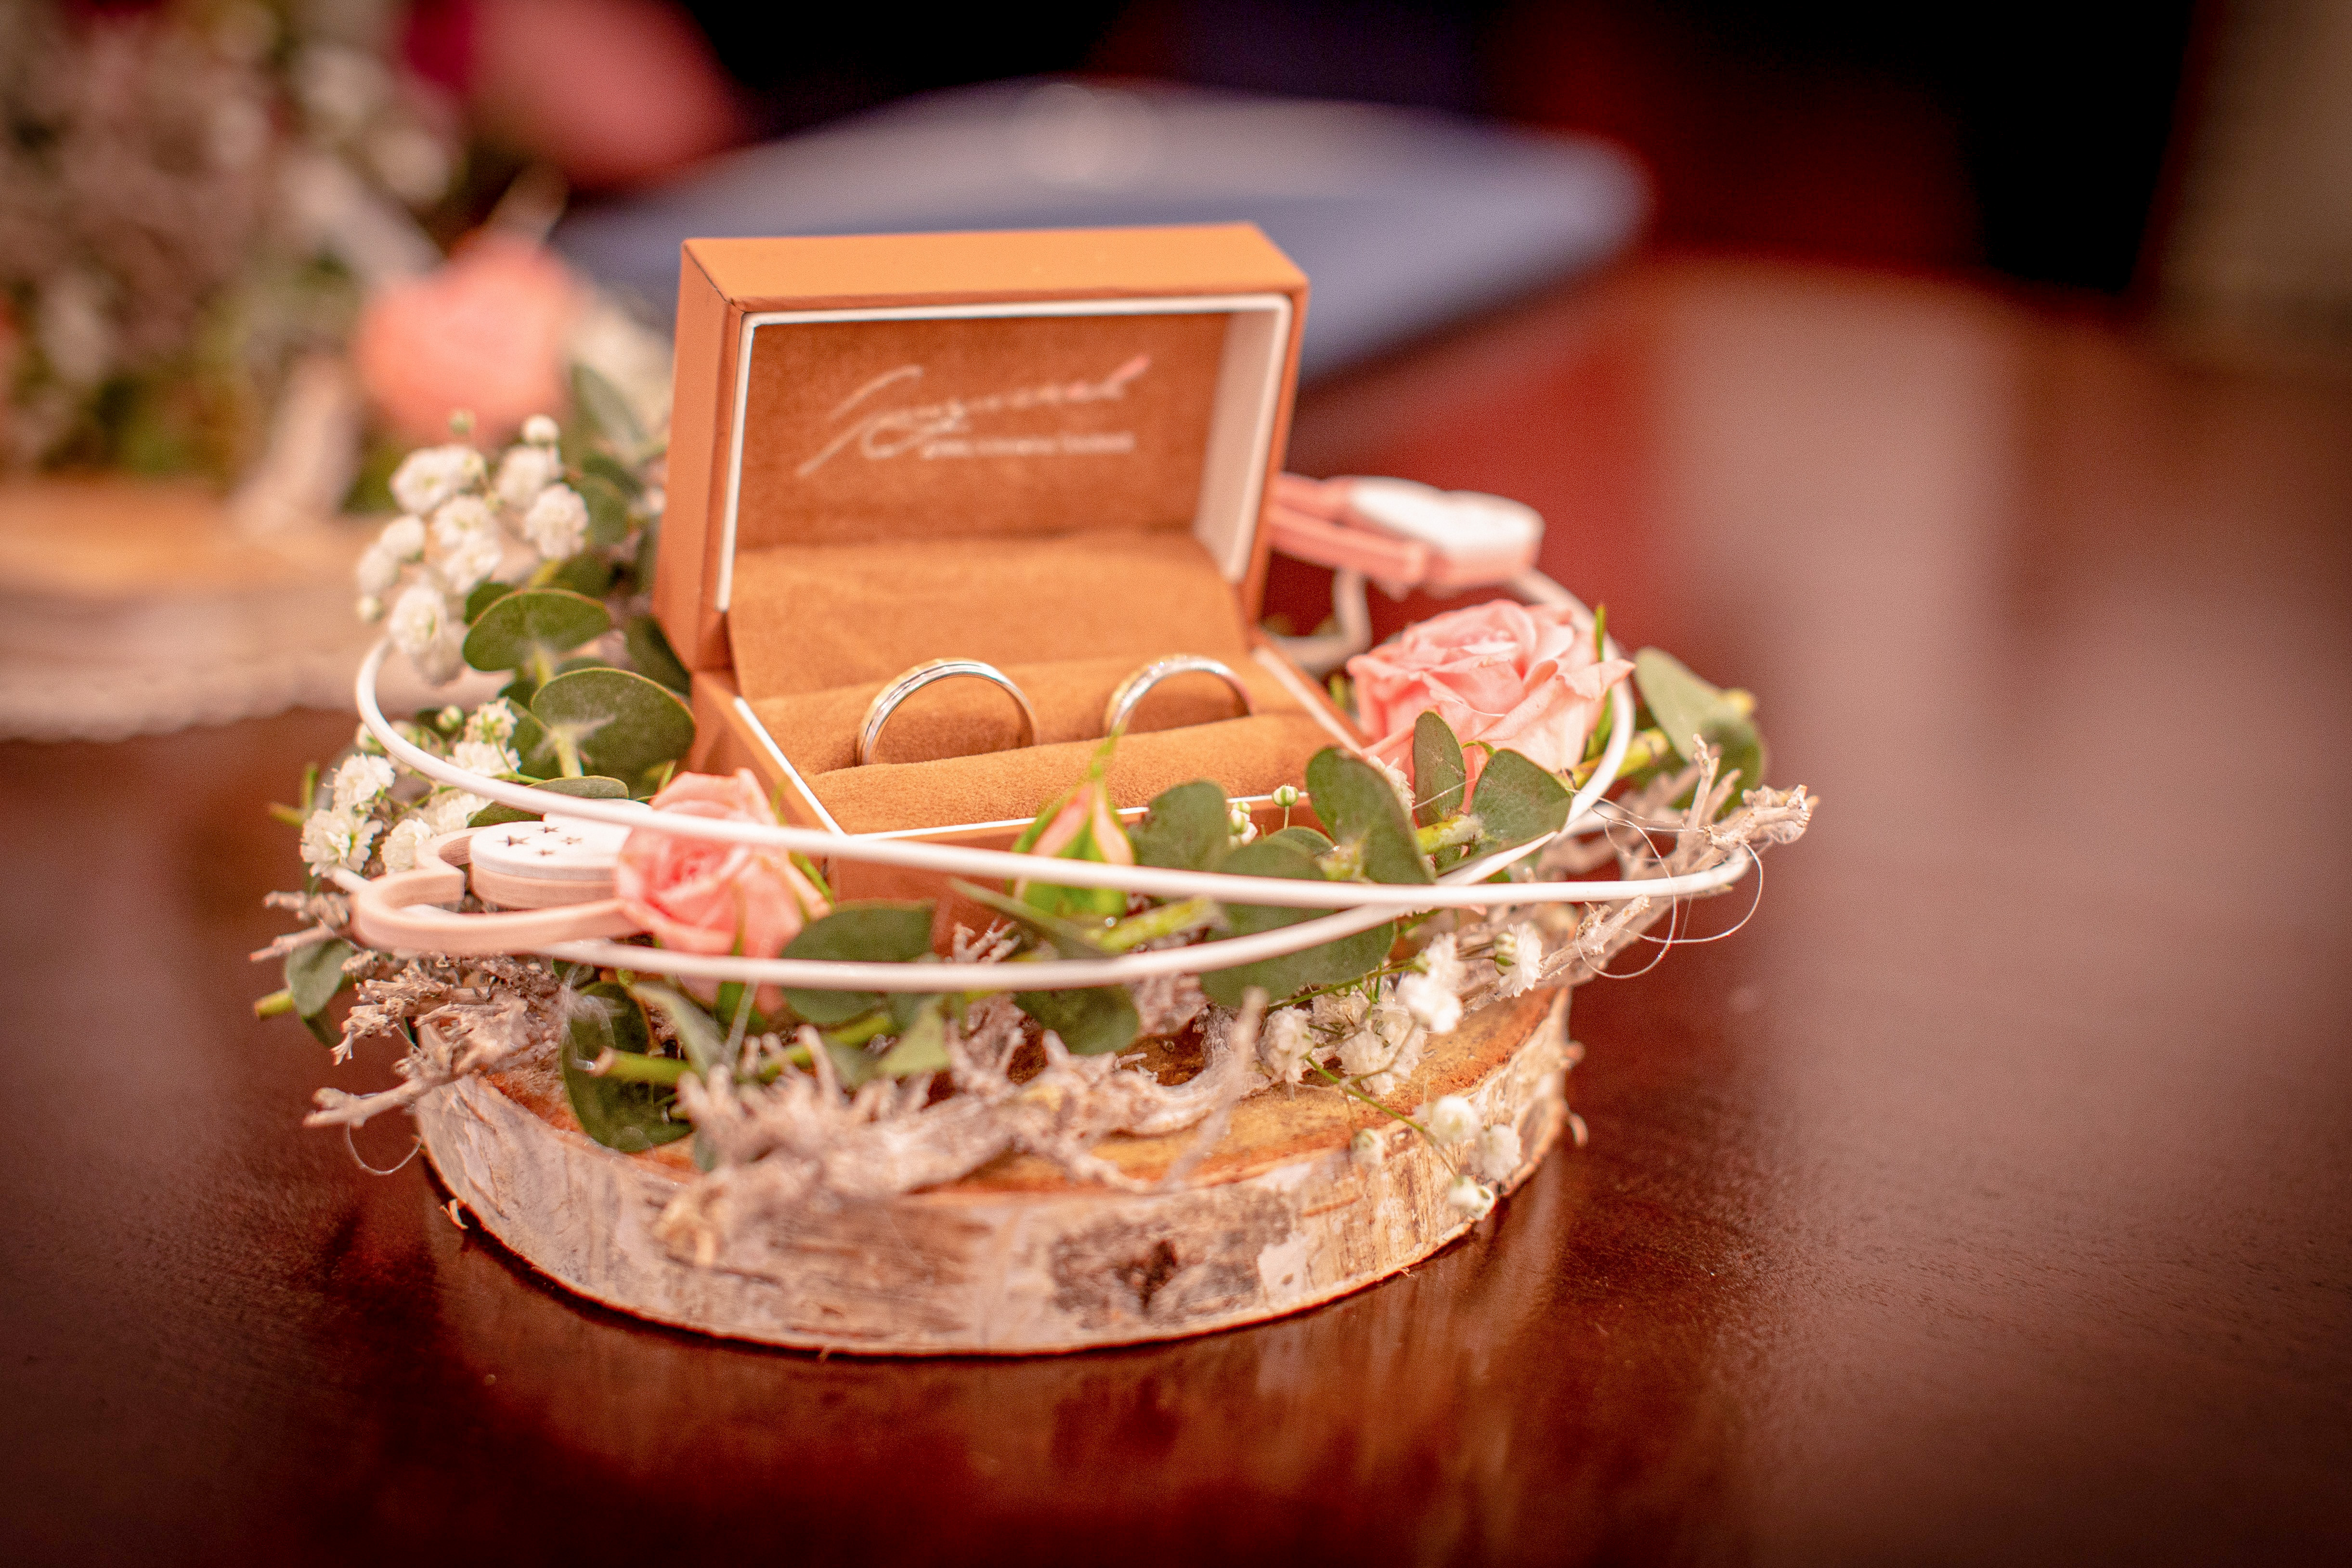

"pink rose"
[352,233,577,443]
[616,770,829,1007]
[1347,600,1634,783]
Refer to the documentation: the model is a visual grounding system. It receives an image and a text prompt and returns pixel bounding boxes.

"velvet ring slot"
[855,658,1040,766]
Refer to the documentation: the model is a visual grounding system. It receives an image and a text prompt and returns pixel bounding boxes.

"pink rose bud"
[1346,600,1634,786]
[1012,754,1133,922]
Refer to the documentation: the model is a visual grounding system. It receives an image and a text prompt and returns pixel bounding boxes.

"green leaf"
[1632,647,1767,809]
[467,774,630,827]
[285,937,355,1020]
[574,470,632,550]
[779,902,936,1026]
[1263,825,1334,854]
[1199,838,1394,1009]
[624,614,692,695]
[581,450,643,499]
[572,362,646,457]
[1014,981,1140,1056]
[530,667,695,782]
[1411,712,1467,825]
[1469,748,1574,850]
[628,982,726,1076]
[461,588,611,675]
[1129,779,1230,871]
[874,999,950,1076]
[562,983,690,1152]
[547,551,615,598]
[826,1041,881,1088]
[1305,749,1433,886]
[464,580,516,623]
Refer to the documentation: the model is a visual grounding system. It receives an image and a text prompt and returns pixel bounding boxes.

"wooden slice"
[416,989,1572,1355]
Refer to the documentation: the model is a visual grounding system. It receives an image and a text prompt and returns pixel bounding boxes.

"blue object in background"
[554,80,1647,379]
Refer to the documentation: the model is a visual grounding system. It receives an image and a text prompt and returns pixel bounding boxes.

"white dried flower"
[378,515,427,560]
[494,442,562,509]
[1338,994,1425,1094]
[1418,933,1465,990]
[451,739,518,778]
[1312,988,1369,1036]
[356,595,384,623]
[1272,784,1299,809]
[420,790,485,834]
[299,807,379,875]
[522,414,560,446]
[521,483,589,560]
[1445,1174,1495,1219]
[329,754,395,813]
[430,496,503,594]
[1396,972,1463,1035]
[462,699,520,745]
[1258,1007,1314,1085]
[1350,1127,1386,1168]
[1426,1094,1479,1145]
[389,444,485,516]
[354,544,401,596]
[1373,755,1416,820]
[1473,1122,1523,1182]
[1495,922,1545,997]
[1226,799,1258,848]
[380,816,433,873]
[389,583,463,684]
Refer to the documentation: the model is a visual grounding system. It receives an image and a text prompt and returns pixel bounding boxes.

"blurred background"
[3,0,2346,737]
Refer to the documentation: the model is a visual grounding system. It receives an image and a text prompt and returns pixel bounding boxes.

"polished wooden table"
[5,261,2347,1564]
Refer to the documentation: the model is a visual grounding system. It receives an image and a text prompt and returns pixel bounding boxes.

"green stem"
[1572,727,1672,787]
[1096,896,1222,953]
[254,988,295,1019]
[1416,813,1482,854]
[552,731,584,779]
[1315,842,1364,881]
[823,1011,896,1048]
[590,1051,690,1085]
[1308,1060,1459,1178]
[529,647,558,691]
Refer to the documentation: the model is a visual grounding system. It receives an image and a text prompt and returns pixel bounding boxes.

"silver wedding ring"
[1104,655,1255,736]
[855,658,1040,766]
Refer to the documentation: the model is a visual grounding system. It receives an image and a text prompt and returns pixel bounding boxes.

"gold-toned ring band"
[1103,655,1255,736]
[855,658,1040,766]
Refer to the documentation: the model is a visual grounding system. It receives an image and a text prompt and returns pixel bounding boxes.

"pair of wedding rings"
[853,655,1255,767]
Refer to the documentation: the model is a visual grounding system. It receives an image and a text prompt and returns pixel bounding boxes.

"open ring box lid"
[657,225,1362,902]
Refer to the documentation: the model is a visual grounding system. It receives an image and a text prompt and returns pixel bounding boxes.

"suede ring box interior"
[655,225,1360,902]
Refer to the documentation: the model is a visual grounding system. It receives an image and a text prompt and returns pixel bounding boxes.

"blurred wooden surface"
[4,259,2349,1564]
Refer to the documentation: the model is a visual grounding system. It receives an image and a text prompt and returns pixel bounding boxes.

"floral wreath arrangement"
[251,397,1815,1351]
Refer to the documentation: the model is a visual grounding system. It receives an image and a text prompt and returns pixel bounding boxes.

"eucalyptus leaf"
[468,774,629,827]
[575,471,632,549]
[461,588,611,676]
[624,614,691,695]
[1014,981,1141,1056]
[1264,825,1334,854]
[562,983,690,1152]
[779,902,936,1026]
[1412,712,1467,825]
[529,667,695,782]
[581,450,643,499]
[547,551,615,598]
[285,937,354,1020]
[1305,748,1434,886]
[1632,647,1767,809]
[464,580,516,623]
[1129,779,1230,871]
[1469,748,1574,850]
[628,982,726,1076]
[1199,838,1394,1008]
[573,362,647,457]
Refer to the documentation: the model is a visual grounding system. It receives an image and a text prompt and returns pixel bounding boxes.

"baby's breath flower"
[1272,784,1299,809]
[1445,1174,1495,1219]
[1399,939,1466,1033]
[389,444,485,516]
[1473,1122,1523,1182]
[329,753,394,813]
[1426,1094,1479,1145]
[378,515,427,560]
[357,595,384,622]
[1350,1127,1386,1168]
[1258,1007,1314,1085]
[451,739,518,778]
[521,414,559,446]
[462,698,520,745]
[521,482,589,559]
[430,495,503,594]
[299,806,379,875]
[1495,922,1546,997]
[380,816,433,873]
[495,442,562,509]
[389,583,463,684]
[1226,799,1258,848]
[1312,989,1368,1035]
[355,544,401,596]
[420,789,485,834]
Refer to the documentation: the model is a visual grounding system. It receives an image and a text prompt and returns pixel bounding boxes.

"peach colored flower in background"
[1348,599,1634,783]
[616,770,829,1005]
[352,233,577,442]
